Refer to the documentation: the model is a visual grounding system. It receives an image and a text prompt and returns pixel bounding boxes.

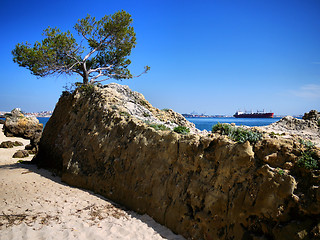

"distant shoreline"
[183,114,303,119]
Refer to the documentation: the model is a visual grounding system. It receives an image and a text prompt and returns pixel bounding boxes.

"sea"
[185,117,282,131]
[1,116,284,132]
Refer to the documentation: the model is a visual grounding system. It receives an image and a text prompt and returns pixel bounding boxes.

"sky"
[0,0,319,116]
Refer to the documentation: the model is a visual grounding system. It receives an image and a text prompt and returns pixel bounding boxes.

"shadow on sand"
[0,160,185,240]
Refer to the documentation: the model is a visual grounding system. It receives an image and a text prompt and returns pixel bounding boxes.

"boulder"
[13,150,29,158]
[34,83,320,240]
[0,119,5,124]
[0,141,14,148]
[3,108,43,153]
[0,141,23,148]
[303,109,320,122]
[3,108,43,138]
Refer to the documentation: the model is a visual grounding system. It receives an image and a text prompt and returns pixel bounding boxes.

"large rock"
[303,109,320,122]
[261,114,320,147]
[3,108,43,153]
[34,83,320,240]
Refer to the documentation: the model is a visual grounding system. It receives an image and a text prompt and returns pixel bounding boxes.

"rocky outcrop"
[303,110,320,122]
[3,108,43,153]
[34,84,320,240]
[260,114,320,147]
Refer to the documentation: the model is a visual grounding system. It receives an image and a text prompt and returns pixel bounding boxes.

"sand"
[0,124,185,240]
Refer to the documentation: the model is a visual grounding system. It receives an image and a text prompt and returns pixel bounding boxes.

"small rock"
[0,141,14,148]
[0,141,24,148]
[13,141,24,146]
[12,150,29,158]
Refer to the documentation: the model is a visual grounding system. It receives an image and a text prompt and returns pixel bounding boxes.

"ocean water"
[38,117,50,126]
[1,116,283,132]
[186,117,282,131]
[0,117,50,126]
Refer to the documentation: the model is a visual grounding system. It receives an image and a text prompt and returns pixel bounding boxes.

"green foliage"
[139,100,148,106]
[297,152,318,170]
[111,105,118,110]
[299,139,315,149]
[276,167,285,175]
[269,132,286,138]
[120,111,130,117]
[174,126,190,135]
[297,139,318,170]
[212,122,262,143]
[77,82,94,94]
[149,124,169,131]
[12,28,78,78]
[143,112,150,117]
[162,108,170,112]
[12,11,149,85]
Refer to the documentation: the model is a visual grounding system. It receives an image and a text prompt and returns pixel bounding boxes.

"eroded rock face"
[34,84,320,240]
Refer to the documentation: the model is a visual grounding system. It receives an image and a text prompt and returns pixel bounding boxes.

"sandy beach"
[0,124,185,240]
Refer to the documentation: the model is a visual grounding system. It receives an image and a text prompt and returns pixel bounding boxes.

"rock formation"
[3,108,43,153]
[260,113,320,147]
[303,110,320,122]
[12,149,29,158]
[0,141,23,148]
[34,84,320,240]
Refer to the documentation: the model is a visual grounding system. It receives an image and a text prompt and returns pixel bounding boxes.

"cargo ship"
[234,110,274,118]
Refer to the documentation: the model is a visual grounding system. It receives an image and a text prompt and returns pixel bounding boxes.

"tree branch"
[87,65,113,74]
[90,70,104,82]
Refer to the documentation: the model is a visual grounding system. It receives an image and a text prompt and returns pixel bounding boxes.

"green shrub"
[276,167,285,175]
[111,105,118,110]
[297,151,318,169]
[299,139,315,149]
[297,139,318,170]
[269,132,283,137]
[149,124,169,131]
[140,100,148,106]
[120,111,130,117]
[79,83,94,94]
[212,123,262,143]
[174,126,190,135]
[143,112,151,117]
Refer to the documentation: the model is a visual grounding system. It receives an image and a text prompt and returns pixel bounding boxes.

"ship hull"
[234,113,274,118]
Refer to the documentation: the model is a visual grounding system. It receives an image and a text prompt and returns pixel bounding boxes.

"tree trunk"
[83,75,89,84]
[82,63,89,84]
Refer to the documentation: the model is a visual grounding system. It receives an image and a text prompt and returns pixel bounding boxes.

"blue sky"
[0,0,319,115]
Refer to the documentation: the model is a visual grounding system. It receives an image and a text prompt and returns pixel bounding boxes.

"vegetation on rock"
[173,126,190,135]
[212,122,262,143]
[147,123,170,131]
[297,139,319,170]
[12,11,149,85]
